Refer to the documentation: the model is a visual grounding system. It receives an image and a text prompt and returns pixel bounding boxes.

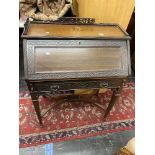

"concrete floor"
[19,130,134,155]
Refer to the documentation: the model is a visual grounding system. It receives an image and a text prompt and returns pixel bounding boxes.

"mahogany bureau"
[22,18,131,125]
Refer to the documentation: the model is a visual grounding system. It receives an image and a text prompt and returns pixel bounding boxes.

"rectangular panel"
[32,79,123,92]
[27,24,125,38]
[34,47,123,73]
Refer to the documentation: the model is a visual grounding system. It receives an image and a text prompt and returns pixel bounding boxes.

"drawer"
[31,79,123,92]
[24,40,129,80]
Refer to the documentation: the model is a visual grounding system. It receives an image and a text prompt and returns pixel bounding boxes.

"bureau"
[22,18,131,125]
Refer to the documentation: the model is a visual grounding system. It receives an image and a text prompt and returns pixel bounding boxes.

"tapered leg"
[30,93,42,125]
[104,87,122,118]
[94,89,100,96]
[26,81,42,125]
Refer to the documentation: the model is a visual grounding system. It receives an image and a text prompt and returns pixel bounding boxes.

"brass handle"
[50,85,60,94]
[100,82,109,88]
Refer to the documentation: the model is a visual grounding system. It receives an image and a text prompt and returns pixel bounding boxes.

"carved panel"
[33,17,95,24]
[25,40,128,80]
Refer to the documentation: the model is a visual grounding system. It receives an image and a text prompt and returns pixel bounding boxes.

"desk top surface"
[23,22,129,39]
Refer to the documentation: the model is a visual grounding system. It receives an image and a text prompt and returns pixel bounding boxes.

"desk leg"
[26,81,42,125]
[30,93,42,125]
[104,87,122,118]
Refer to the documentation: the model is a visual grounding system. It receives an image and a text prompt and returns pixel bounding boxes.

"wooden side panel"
[73,0,135,30]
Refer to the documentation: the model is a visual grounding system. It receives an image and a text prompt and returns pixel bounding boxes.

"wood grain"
[27,23,125,37]
[72,0,135,30]
[35,47,122,73]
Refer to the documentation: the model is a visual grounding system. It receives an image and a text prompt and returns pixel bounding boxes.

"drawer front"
[24,40,129,80]
[32,79,123,92]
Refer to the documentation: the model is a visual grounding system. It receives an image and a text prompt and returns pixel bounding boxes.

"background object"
[19,0,72,21]
[114,137,135,155]
[127,11,135,72]
[72,0,135,30]
[126,137,135,154]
